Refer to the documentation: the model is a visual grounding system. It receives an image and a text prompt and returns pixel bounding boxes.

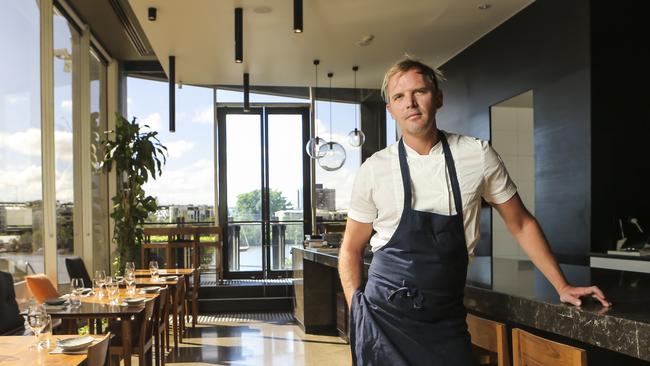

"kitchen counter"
[292,247,650,362]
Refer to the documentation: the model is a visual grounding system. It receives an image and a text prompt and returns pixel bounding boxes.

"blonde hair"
[380,55,445,103]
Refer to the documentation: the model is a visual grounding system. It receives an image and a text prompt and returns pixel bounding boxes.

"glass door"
[217,105,310,279]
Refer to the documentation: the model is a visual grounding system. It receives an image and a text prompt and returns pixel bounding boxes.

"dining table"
[39,289,158,366]
[0,334,103,366]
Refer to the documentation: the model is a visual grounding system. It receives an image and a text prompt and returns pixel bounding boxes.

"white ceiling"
[128,0,534,89]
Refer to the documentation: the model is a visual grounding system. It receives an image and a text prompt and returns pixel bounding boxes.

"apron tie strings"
[387,280,424,309]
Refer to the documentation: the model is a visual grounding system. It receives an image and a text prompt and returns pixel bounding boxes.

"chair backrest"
[512,328,587,366]
[0,271,26,335]
[467,313,510,366]
[25,274,59,303]
[64,257,93,288]
[174,278,185,308]
[86,332,111,366]
[139,299,156,347]
[153,287,169,329]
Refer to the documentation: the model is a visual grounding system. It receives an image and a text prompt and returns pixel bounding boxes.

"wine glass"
[149,260,159,281]
[25,304,49,349]
[125,270,136,295]
[125,261,136,273]
[106,277,119,305]
[69,278,84,308]
[94,270,106,298]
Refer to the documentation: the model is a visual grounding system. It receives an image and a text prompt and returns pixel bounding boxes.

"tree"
[234,189,293,220]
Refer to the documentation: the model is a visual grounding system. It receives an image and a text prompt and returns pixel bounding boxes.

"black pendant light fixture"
[169,55,175,132]
[234,8,243,63]
[243,73,250,112]
[347,65,365,147]
[318,72,346,171]
[293,0,303,33]
[306,59,326,159]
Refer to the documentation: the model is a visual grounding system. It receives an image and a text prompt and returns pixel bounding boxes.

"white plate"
[142,286,161,293]
[164,276,179,281]
[58,336,94,351]
[124,297,146,305]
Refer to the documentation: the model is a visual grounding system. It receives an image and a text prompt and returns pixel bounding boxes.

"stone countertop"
[294,248,650,361]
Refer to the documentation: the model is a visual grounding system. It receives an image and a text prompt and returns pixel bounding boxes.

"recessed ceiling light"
[253,6,272,14]
[357,35,375,47]
[478,4,492,10]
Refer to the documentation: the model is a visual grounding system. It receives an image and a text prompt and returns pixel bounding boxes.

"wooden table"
[0,335,102,366]
[134,268,198,328]
[42,296,150,366]
[141,226,222,281]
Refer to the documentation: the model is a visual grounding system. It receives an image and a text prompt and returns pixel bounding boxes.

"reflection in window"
[90,50,110,274]
[0,1,43,283]
[53,7,76,284]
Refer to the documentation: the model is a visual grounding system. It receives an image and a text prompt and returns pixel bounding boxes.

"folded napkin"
[49,347,88,355]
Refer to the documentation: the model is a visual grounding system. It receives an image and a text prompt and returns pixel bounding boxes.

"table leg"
[122,317,132,366]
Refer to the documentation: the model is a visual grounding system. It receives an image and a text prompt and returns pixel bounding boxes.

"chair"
[64,257,93,288]
[25,274,60,303]
[153,287,169,366]
[512,328,587,366]
[466,313,510,366]
[86,332,111,366]
[0,271,27,335]
[110,299,155,366]
[171,278,186,349]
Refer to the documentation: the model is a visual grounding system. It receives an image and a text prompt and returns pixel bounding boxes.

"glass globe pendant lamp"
[318,72,346,171]
[306,59,327,159]
[347,65,365,148]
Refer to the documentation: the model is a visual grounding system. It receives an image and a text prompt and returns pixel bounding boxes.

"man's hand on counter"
[558,284,612,307]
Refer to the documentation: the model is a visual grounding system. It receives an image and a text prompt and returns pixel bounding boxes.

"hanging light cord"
[314,62,318,137]
[354,67,358,130]
[329,74,333,143]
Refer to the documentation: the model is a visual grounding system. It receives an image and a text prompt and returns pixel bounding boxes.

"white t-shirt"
[348,131,517,255]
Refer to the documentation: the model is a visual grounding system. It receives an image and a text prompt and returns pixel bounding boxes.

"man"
[338,56,611,366]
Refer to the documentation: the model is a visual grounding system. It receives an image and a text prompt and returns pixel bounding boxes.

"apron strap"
[397,138,413,211]
[439,132,464,218]
[397,131,464,217]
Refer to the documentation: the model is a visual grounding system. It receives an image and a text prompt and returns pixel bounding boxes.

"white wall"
[491,104,534,260]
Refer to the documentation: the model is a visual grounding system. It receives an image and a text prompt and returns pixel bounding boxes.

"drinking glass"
[125,271,136,295]
[25,304,48,349]
[149,260,159,281]
[69,278,83,308]
[125,261,136,273]
[94,270,106,298]
[107,278,119,305]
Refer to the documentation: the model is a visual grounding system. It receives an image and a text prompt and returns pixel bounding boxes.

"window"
[53,6,77,284]
[0,1,43,282]
[127,78,215,222]
[386,110,398,146]
[314,100,362,221]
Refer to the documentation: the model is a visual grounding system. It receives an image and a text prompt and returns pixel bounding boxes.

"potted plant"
[99,113,167,274]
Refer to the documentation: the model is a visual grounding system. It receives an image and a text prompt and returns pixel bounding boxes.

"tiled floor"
[164,313,351,366]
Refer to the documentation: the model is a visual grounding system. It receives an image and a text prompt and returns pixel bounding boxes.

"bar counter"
[292,247,650,362]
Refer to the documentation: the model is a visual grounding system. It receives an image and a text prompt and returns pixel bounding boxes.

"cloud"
[143,159,215,205]
[165,140,195,158]
[0,128,72,162]
[192,106,213,124]
[0,129,41,157]
[136,112,162,131]
[61,100,72,111]
[0,165,43,202]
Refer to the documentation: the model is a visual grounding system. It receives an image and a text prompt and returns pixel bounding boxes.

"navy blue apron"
[349,132,475,366]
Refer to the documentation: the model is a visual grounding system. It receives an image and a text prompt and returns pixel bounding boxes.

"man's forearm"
[515,217,569,292]
[339,246,364,308]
